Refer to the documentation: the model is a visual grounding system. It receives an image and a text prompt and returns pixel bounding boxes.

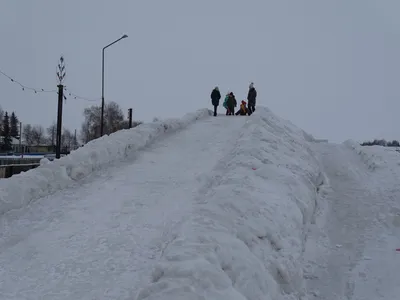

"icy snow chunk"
[136,107,321,300]
[39,157,51,165]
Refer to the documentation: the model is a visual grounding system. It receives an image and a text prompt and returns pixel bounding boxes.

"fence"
[0,157,42,179]
[0,157,42,166]
[0,163,40,178]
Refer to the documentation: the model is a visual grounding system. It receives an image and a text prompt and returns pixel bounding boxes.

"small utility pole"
[56,85,63,159]
[128,108,133,128]
[74,129,77,150]
[19,121,22,157]
[56,56,66,159]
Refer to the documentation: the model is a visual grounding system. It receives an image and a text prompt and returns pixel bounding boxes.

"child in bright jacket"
[235,100,248,115]
[223,93,229,110]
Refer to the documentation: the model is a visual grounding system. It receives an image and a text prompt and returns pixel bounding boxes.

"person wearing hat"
[247,82,257,115]
[226,92,237,115]
[210,86,221,116]
[235,100,249,115]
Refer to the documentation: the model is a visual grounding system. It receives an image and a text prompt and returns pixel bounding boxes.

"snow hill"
[0,107,399,300]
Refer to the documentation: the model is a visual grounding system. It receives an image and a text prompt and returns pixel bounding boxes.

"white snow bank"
[136,107,323,300]
[0,109,212,216]
[344,140,400,170]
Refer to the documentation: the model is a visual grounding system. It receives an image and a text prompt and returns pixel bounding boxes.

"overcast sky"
[0,0,399,143]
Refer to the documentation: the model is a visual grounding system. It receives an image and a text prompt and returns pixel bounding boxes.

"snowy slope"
[136,107,323,300]
[303,141,400,299]
[345,143,400,299]
[0,107,325,300]
[0,109,211,216]
[0,111,248,299]
[2,106,397,300]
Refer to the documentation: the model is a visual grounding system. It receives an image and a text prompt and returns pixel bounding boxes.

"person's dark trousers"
[248,103,255,115]
[213,105,218,116]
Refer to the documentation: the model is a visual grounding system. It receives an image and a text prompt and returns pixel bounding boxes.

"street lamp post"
[100,34,128,137]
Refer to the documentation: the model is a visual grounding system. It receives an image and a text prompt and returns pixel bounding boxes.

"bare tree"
[23,124,34,145]
[31,125,45,145]
[61,128,73,150]
[80,121,91,144]
[71,130,78,150]
[104,101,124,134]
[80,101,138,143]
[46,122,57,146]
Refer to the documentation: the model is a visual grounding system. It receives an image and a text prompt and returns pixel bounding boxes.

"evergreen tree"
[1,112,12,151]
[0,105,4,128]
[10,111,19,138]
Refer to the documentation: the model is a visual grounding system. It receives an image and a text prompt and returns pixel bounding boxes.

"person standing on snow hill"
[247,82,257,115]
[223,92,229,112]
[225,92,237,115]
[210,86,221,116]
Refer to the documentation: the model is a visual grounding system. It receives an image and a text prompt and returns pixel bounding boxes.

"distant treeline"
[360,139,400,147]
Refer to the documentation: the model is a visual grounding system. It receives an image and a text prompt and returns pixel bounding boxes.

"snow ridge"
[136,107,322,300]
[344,140,384,170]
[0,109,212,216]
[345,139,400,172]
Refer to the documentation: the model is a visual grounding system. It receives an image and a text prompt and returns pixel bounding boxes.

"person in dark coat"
[247,82,257,115]
[210,86,221,116]
[226,92,237,115]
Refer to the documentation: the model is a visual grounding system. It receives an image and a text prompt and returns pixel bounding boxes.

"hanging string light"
[0,68,56,93]
[0,67,100,102]
[64,87,100,102]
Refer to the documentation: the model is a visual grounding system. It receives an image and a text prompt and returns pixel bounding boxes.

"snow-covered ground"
[136,108,322,300]
[0,109,211,215]
[0,109,249,299]
[0,107,399,300]
[304,141,400,299]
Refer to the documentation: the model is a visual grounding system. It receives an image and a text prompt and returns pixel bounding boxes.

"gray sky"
[0,0,399,143]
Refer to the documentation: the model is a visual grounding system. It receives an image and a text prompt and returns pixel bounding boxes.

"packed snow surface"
[303,141,400,299]
[0,109,211,216]
[0,107,399,300]
[136,108,322,300]
[0,109,247,299]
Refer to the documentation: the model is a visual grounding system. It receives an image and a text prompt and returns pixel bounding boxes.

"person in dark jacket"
[247,82,257,115]
[210,86,221,116]
[226,92,237,115]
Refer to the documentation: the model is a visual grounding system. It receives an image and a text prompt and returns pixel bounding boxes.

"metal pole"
[100,34,128,138]
[56,84,64,159]
[128,108,132,128]
[100,48,105,137]
[74,129,77,150]
[19,122,22,157]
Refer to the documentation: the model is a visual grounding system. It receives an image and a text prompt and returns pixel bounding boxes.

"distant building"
[0,136,24,153]
[26,145,55,153]
[0,136,56,154]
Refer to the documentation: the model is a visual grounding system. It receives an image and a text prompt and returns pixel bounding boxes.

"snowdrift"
[136,107,323,300]
[344,140,400,170]
[0,109,212,216]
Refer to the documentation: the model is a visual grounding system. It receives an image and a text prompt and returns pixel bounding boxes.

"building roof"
[0,136,22,145]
